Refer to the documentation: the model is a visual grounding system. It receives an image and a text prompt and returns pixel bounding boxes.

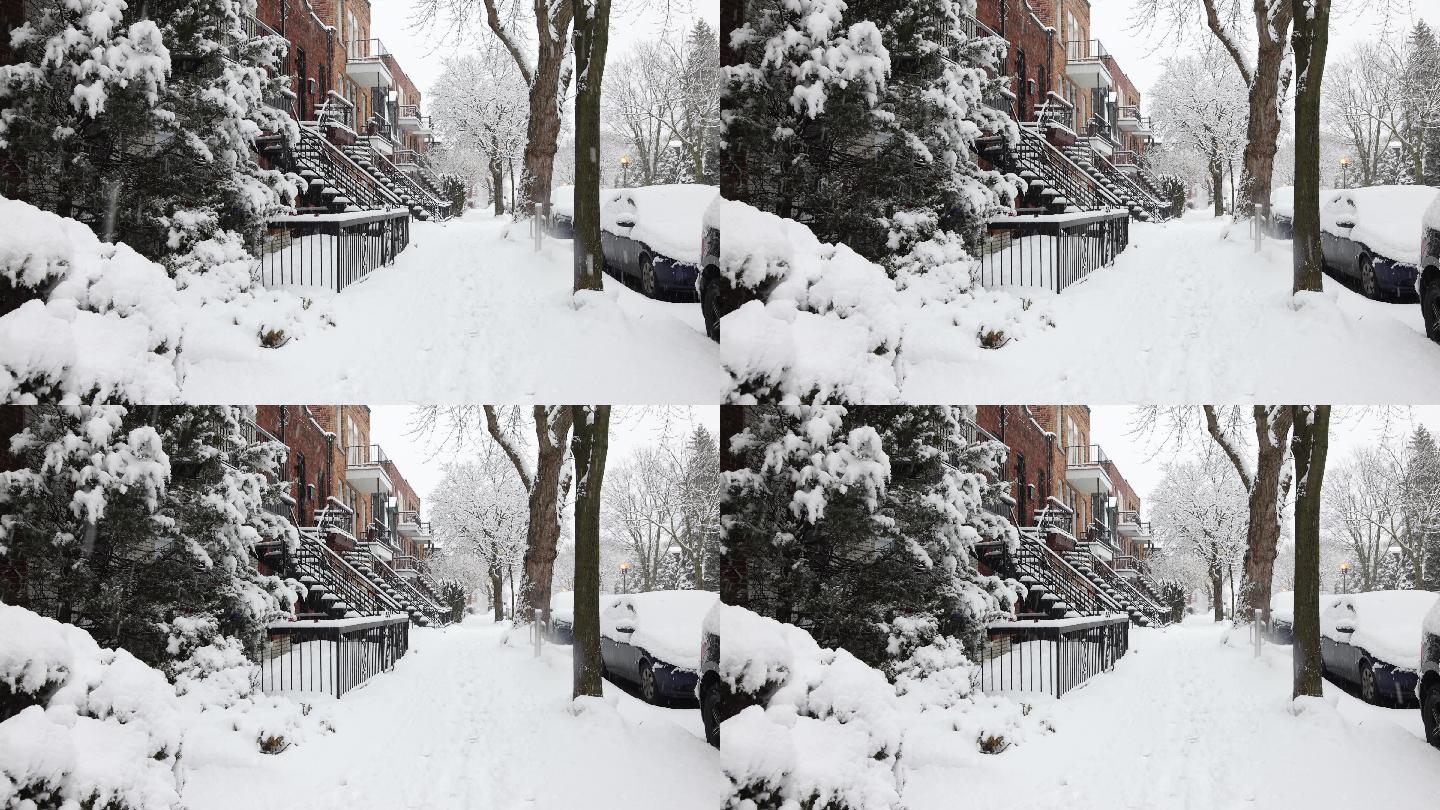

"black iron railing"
[259,616,410,698]
[1034,93,1076,132]
[289,528,402,617]
[261,210,409,292]
[980,209,1129,293]
[1035,499,1076,538]
[979,615,1129,698]
[1008,531,1116,617]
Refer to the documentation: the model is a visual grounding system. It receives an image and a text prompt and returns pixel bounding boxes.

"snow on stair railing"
[260,615,411,698]
[979,614,1130,698]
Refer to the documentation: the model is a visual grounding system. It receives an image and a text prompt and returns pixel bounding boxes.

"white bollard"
[533,608,543,658]
[1253,608,1262,657]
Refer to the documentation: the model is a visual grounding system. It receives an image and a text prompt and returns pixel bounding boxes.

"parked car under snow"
[601,589,719,705]
[1421,598,1440,747]
[1269,590,1294,644]
[1319,185,1440,299]
[1320,590,1439,706]
[1421,192,1440,343]
[600,184,719,300]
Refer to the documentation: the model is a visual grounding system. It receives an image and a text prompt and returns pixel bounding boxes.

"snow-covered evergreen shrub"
[0,195,328,403]
[725,0,1018,260]
[0,405,298,668]
[719,199,1052,403]
[723,404,1019,668]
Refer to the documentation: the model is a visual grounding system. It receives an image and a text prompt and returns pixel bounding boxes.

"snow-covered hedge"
[0,604,331,810]
[717,200,1053,403]
[0,196,328,403]
[719,606,1053,810]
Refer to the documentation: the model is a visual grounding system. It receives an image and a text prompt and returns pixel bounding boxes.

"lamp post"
[1339,561,1351,594]
[619,561,632,594]
[619,154,631,188]
[1338,155,1351,189]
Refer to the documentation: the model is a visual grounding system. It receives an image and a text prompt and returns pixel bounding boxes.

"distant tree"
[1150,52,1249,218]
[1150,453,1250,621]
[1374,550,1414,590]
[429,454,529,622]
[1159,580,1190,624]
[430,47,529,217]
[1374,147,1414,185]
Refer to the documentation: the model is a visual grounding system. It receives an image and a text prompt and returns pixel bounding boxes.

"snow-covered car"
[1270,186,1296,239]
[1319,185,1440,299]
[1422,598,1440,748]
[601,589,719,704]
[1421,192,1440,343]
[600,184,719,299]
[1320,590,1440,706]
[1269,590,1294,644]
[549,590,575,644]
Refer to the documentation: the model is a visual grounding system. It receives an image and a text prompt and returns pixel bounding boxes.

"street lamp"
[1338,155,1351,189]
[619,561,632,594]
[1339,561,1351,594]
[619,154,631,188]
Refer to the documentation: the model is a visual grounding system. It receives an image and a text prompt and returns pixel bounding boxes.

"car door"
[601,194,640,280]
[1321,195,1360,276]
[600,598,641,679]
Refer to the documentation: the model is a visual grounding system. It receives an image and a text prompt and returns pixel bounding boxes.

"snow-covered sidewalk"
[180,211,721,403]
[904,211,1440,402]
[904,617,1440,810]
[182,617,722,810]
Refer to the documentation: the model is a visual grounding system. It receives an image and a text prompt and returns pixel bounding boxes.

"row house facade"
[248,405,448,627]
[249,0,451,222]
[969,406,1168,627]
[971,0,1166,222]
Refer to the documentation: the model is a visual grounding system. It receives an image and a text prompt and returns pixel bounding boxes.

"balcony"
[397,105,432,136]
[391,554,420,577]
[1065,444,1114,494]
[1065,40,1114,89]
[398,510,433,540]
[1112,149,1140,169]
[1117,105,1152,136]
[345,444,393,495]
[1116,509,1152,539]
[346,38,394,88]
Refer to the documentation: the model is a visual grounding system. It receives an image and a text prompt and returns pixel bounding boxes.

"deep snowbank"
[718,200,1052,403]
[718,605,1052,810]
[0,604,329,810]
[0,196,327,403]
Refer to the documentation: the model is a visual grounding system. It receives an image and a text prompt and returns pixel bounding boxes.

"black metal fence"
[980,210,1130,293]
[260,211,410,293]
[978,615,1130,698]
[258,616,410,698]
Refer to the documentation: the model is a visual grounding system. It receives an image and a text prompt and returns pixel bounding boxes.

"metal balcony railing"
[347,38,389,61]
[348,443,389,467]
[1066,444,1110,467]
[316,499,357,538]
[1035,499,1076,538]
[1066,39,1109,62]
[1035,93,1076,132]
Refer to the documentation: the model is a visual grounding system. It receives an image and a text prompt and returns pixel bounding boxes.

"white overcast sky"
[368,405,718,517]
[371,0,718,113]
[1094,0,1440,99]
[1088,405,1440,513]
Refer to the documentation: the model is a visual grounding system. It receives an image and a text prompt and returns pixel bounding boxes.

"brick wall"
[975,405,1057,529]
[255,0,336,123]
[255,405,338,529]
[1032,405,1096,530]
[976,0,1056,124]
[1103,54,1149,158]
[314,0,373,127]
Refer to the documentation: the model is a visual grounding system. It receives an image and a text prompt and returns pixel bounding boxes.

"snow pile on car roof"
[550,184,616,220]
[599,184,718,265]
[550,590,576,624]
[1320,589,1439,670]
[718,200,1054,403]
[601,589,719,671]
[1270,590,1294,624]
[1320,185,1440,266]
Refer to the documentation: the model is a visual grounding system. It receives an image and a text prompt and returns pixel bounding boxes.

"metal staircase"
[981,530,1124,620]
[339,144,450,221]
[982,124,1126,215]
[259,529,406,620]
[338,546,448,626]
[1059,548,1167,626]
[1059,141,1166,222]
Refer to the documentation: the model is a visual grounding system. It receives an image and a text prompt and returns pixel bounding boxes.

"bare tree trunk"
[1291,405,1331,699]
[491,161,505,216]
[1237,35,1291,217]
[571,405,611,699]
[1211,567,1225,621]
[572,0,612,292]
[1211,159,1225,217]
[489,566,505,622]
[1291,0,1330,293]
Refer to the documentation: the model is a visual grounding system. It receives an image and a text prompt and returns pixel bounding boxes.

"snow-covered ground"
[183,616,722,810]
[181,210,721,403]
[903,210,1440,402]
[904,617,1440,810]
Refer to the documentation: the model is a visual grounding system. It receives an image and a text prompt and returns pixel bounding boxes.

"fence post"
[533,608,542,657]
[533,203,542,252]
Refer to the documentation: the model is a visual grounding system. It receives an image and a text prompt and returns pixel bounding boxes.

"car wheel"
[1360,659,1377,704]
[1423,682,1440,749]
[640,256,659,298]
[1423,276,1440,343]
[701,680,720,748]
[639,660,658,704]
[1360,255,1378,298]
[701,274,720,342]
